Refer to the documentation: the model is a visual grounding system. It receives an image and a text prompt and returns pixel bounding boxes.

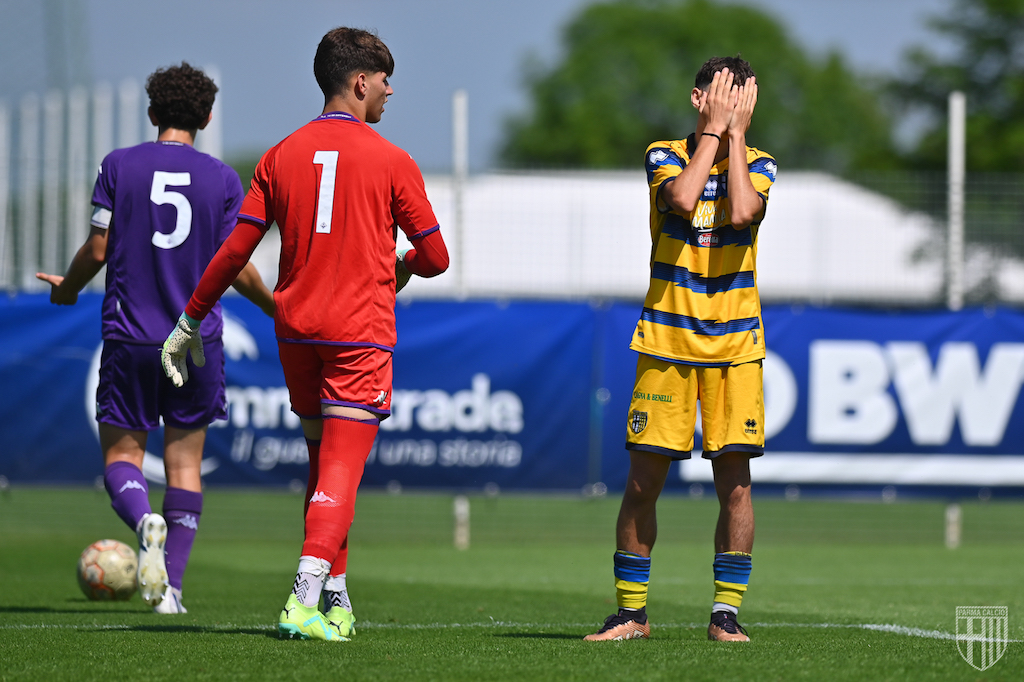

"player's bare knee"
[716,483,752,508]
[622,476,663,507]
[711,452,751,482]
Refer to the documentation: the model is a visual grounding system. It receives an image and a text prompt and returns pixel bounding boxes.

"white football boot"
[136,513,168,607]
[153,586,187,614]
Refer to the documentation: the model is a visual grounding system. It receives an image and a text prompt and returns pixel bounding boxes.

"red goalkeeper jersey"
[239,111,440,349]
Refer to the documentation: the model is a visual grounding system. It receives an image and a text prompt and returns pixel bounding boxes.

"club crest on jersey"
[630,410,648,434]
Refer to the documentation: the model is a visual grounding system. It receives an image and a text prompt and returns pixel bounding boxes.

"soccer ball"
[77,539,138,601]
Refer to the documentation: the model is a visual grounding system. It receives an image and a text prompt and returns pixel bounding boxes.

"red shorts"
[277,342,393,420]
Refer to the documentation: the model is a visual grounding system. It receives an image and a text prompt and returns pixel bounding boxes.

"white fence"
[0,76,221,291]
[4,83,1022,305]
[369,171,1023,305]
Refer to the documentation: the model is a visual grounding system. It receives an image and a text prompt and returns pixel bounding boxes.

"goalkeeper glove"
[161,312,205,388]
[396,249,412,293]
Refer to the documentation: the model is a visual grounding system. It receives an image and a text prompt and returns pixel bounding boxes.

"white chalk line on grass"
[1,621,1020,642]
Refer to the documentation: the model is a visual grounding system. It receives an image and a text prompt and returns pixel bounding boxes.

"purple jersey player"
[37,63,274,613]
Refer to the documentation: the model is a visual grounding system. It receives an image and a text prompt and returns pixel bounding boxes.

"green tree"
[895,0,1024,171]
[500,0,899,171]
[889,0,1024,271]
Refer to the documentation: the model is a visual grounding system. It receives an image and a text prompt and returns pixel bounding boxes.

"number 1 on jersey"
[313,150,339,234]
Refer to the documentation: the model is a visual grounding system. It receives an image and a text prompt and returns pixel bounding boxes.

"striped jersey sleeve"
[645,143,686,215]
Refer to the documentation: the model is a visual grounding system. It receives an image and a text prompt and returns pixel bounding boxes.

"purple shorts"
[96,339,227,431]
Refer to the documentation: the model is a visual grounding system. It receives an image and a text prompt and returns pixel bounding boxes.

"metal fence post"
[947,91,966,311]
[18,93,40,291]
[452,89,468,298]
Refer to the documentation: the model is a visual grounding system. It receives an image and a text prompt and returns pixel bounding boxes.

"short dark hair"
[314,27,395,99]
[695,56,756,90]
[145,62,218,131]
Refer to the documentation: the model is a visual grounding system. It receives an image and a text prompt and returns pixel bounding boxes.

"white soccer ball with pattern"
[77,539,138,601]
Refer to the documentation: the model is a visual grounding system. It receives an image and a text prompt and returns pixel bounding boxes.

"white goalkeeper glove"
[396,249,412,293]
[161,312,205,388]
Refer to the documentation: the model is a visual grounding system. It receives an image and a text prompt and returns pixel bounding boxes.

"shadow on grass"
[0,605,152,615]
[494,632,582,640]
[94,624,274,637]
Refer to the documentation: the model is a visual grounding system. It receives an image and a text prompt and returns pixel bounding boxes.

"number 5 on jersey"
[151,171,192,249]
[313,150,339,234]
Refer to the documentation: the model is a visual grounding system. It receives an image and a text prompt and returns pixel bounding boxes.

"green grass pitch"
[1,488,1022,681]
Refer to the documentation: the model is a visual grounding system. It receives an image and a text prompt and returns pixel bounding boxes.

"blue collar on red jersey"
[314,111,360,123]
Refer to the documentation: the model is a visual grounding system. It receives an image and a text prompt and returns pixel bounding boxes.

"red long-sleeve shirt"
[186,111,448,349]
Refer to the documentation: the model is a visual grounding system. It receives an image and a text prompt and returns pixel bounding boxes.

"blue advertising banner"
[600,305,1024,490]
[209,300,595,490]
[0,295,596,490]
[1,294,1022,491]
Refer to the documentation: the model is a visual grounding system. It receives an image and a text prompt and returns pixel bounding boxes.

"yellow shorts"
[625,354,764,460]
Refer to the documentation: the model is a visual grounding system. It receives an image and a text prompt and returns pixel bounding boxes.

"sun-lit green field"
[1,488,1022,681]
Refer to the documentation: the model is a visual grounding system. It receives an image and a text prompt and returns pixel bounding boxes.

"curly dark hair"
[695,55,756,90]
[314,27,394,99]
[145,62,218,131]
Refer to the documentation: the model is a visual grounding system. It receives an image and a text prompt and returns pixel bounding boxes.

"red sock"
[304,437,320,518]
[301,417,377,561]
[331,538,349,576]
[306,433,354,571]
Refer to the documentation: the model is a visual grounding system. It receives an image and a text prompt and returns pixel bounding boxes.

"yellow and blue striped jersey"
[630,133,777,366]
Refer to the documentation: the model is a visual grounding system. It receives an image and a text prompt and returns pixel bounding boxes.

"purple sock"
[103,461,151,531]
[163,487,203,591]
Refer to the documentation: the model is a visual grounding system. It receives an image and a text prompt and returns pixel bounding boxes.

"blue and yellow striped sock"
[614,551,651,610]
[712,551,752,614]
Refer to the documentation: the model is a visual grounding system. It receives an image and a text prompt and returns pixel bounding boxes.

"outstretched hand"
[35,272,77,305]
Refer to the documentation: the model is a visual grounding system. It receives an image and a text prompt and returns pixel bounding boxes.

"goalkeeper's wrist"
[183,299,207,325]
[180,312,201,331]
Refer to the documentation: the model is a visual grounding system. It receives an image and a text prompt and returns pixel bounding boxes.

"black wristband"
[701,132,722,141]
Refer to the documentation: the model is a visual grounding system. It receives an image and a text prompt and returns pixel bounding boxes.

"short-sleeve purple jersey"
[91,141,243,344]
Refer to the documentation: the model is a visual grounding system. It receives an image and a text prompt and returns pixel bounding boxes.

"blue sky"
[1,0,953,171]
